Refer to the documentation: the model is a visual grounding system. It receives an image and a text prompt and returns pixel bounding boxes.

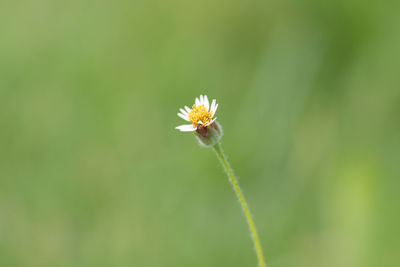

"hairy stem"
[213,143,266,267]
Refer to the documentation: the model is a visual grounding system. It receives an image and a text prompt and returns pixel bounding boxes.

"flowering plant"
[176,95,266,267]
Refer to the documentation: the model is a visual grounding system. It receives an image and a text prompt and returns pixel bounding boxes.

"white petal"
[204,95,210,111]
[195,97,200,106]
[211,103,218,117]
[197,121,203,124]
[210,99,216,111]
[177,113,189,121]
[200,95,204,106]
[210,99,216,115]
[179,108,188,116]
[176,124,196,132]
[204,118,217,126]
[184,106,191,112]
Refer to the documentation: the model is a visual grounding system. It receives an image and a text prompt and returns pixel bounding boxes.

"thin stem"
[213,143,266,267]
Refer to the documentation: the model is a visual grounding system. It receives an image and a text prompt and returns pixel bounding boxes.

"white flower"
[176,94,218,132]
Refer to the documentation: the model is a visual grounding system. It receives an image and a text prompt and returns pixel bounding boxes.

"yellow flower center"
[188,105,212,126]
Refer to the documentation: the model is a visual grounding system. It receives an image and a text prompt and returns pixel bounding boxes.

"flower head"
[176,95,218,132]
[176,94,222,147]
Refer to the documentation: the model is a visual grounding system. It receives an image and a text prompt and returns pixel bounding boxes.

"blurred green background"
[0,0,399,266]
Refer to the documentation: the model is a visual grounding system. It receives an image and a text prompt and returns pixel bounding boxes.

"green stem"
[213,143,266,267]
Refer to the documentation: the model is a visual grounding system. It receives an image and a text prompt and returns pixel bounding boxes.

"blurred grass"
[0,0,399,266]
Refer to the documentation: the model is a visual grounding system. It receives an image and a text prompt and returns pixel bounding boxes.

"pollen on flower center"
[188,105,212,126]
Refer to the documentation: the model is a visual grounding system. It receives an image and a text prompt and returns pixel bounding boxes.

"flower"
[176,95,218,132]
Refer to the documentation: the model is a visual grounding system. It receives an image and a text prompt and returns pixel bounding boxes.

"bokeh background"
[1,0,399,266]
